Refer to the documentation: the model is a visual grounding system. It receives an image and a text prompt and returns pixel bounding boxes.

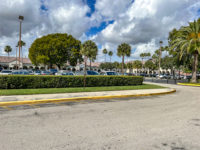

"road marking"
[1,106,13,110]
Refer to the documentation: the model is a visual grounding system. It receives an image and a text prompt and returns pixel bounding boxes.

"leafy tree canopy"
[29,33,82,68]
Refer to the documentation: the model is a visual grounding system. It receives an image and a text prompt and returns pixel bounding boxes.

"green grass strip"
[0,84,165,96]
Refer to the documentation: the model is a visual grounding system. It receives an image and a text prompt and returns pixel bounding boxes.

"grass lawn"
[0,84,165,96]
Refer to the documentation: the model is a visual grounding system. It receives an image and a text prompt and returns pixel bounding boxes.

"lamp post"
[158,41,163,76]
[18,15,24,70]
[16,45,18,69]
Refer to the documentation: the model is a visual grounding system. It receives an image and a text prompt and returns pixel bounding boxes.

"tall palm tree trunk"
[89,59,91,70]
[84,56,87,88]
[191,51,198,83]
[122,55,124,74]
[21,46,23,69]
[110,56,111,62]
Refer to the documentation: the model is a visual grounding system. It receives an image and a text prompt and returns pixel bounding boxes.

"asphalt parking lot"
[0,83,200,150]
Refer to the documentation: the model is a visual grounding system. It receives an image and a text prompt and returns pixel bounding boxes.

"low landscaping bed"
[0,84,165,96]
[0,75,143,89]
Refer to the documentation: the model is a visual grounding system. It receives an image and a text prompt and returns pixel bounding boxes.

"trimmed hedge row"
[0,75,143,89]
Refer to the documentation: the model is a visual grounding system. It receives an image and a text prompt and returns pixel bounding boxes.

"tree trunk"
[191,52,199,83]
[105,55,106,62]
[122,56,124,74]
[84,56,87,88]
[110,56,111,62]
[89,59,91,70]
[142,58,144,71]
[50,63,53,69]
[21,46,23,69]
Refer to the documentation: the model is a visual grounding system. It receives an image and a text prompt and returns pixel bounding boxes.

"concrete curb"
[177,83,200,87]
[0,89,176,107]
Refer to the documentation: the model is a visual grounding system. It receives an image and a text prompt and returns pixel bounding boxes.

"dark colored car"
[12,70,29,75]
[49,69,58,75]
[86,70,99,75]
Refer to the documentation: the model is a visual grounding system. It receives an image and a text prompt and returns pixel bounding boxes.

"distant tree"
[133,60,142,74]
[127,62,133,73]
[100,62,115,71]
[4,45,12,58]
[103,49,108,62]
[145,60,156,72]
[140,52,151,69]
[113,61,120,71]
[81,40,98,71]
[29,33,82,69]
[117,43,131,74]
[108,51,113,62]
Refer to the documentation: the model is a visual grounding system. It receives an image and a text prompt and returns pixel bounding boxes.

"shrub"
[0,75,143,89]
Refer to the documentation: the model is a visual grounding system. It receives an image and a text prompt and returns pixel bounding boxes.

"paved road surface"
[0,83,200,150]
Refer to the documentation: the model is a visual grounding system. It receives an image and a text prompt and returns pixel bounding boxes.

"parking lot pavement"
[0,84,200,150]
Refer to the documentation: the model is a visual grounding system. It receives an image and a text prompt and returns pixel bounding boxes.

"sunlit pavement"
[0,83,200,150]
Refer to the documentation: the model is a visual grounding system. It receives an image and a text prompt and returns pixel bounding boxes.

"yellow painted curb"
[177,83,200,87]
[0,89,176,107]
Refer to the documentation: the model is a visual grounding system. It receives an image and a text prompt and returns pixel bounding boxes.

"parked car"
[139,73,148,77]
[86,70,99,75]
[100,71,117,75]
[62,72,74,75]
[117,72,129,76]
[12,70,29,75]
[49,69,58,75]
[56,71,75,76]
[163,74,171,79]
[127,73,135,76]
[28,70,34,75]
[41,71,52,75]
[34,70,41,75]
[75,70,99,75]
[156,74,165,79]
[0,70,12,75]
[149,74,157,77]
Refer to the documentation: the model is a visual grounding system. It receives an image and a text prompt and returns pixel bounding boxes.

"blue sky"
[0,0,200,62]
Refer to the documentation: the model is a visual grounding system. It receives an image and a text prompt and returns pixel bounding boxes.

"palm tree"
[127,62,133,73]
[17,41,26,68]
[103,49,108,62]
[133,60,142,75]
[170,19,200,83]
[81,40,98,86]
[108,51,113,62]
[117,43,131,74]
[4,45,12,58]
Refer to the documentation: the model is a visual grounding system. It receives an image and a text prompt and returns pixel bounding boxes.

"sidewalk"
[0,88,175,102]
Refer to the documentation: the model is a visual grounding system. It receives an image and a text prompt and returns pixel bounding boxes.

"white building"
[0,56,39,70]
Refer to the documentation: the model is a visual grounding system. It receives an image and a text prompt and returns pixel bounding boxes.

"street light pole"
[158,41,163,76]
[16,45,18,69]
[18,15,24,70]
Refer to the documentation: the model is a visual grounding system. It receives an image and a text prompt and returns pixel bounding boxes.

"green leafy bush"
[0,75,143,89]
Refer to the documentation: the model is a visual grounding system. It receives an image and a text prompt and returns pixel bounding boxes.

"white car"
[0,70,12,75]
[156,74,165,79]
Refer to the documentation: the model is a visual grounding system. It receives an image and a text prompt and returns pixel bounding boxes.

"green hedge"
[0,75,143,89]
